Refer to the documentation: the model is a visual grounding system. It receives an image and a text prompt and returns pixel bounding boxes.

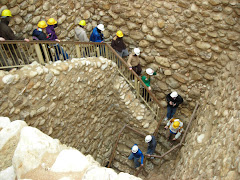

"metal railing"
[0,40,162,120]
[107,102,199,177]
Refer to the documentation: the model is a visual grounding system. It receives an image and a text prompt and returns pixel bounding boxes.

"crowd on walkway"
[0,9,185,170]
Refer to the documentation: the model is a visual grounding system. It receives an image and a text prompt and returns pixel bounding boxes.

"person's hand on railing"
[148,86,151,91]
[55,39,61,42]
[129,67,132,70]
[24,38,30,42]
[164,126,168,129]
[0,37,5,41]
[173,138,176,141]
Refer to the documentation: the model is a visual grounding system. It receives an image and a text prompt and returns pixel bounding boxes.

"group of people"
[1,9,186,168]
[129,91,183,168]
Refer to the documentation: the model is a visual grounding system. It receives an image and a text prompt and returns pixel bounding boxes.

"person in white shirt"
[164,118,183,141]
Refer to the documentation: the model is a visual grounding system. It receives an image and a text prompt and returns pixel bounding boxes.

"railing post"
[42,44,50,63]
[34,43,45,64]
[75,44,81,58]
[105,45,109,59]
[134,75,137,90]
[137,81,140,99]
[96,46,100,57]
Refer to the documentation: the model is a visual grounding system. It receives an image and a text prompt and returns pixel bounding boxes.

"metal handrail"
[0,40,162,120]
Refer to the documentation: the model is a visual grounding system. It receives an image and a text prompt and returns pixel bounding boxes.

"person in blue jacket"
[90,24,105,42]
[128,144,144,168]
[145,135,157,158]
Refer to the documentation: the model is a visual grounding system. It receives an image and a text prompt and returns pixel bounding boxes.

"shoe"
[164,117,168,121]
[132,79,135,82]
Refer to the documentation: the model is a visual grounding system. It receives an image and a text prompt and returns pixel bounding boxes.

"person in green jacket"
[141,68,156,102]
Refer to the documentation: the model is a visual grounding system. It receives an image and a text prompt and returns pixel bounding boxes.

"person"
[164,91,183,121]
[141,68,156,102]
[145,135,157,158]
[46,18,69,60]
[128,144,144,168]
[90,24,104,42]
[0,9,29,66]
[32,21,52,61]
[164,118,183,141]
[75,20,89,42]
[111,30,128,58]
[75,20,89,57]
[127,48,142,76]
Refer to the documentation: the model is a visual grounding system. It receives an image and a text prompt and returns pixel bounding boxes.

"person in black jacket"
[32,21,53,61]
[111,30,128,58]
[145,135,157,158]
[0,9,29,66]
[164,91,183,121]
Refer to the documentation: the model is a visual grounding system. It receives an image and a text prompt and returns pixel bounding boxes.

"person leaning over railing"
[46,18,69,60]
[32,21,53,62]
[0,9,29,66]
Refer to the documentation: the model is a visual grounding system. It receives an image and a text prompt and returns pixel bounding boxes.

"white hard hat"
[132,145,138,153]
[170,91,178,98]
[133,48,140,56]
[145,135,152,143]
[146,68,154,75]
[97,24,105,31]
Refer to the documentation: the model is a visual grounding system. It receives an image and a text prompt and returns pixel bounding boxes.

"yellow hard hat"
[47,18,57,25]
[173,121,180,129]
[38,21,47,28]
[79,20,86,26]
[116,30,123,37]
[1,9,12,17]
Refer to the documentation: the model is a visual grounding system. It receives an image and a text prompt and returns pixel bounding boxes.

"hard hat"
[1,9,12,17]
[116,30,123,37]
[134,48,140,56]
[170,91,178,98]
[145,135,152,143]
[97,24,105,31]
[38,21,47,28]
[146,68,154,75]
[173,121,180,129]
[47,18,57,25]
[79,20,86,26]
[132,145,138,153]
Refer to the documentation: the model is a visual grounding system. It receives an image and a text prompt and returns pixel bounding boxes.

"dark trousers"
[132,63,142,76]
[54,44,69,60]
[167,106,177,119]
[142,88,151,102]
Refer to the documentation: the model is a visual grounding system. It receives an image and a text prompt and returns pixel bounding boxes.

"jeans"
[147,146,156,155]
[54,44,69,60]
[116,49,129,58]
[128,153,140,168]
[167,106,177,119]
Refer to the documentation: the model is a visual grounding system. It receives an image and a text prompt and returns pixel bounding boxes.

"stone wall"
[1,0,239,111]
[0,118,142,180]
[148,56,240,179]
[0,57,157,166]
